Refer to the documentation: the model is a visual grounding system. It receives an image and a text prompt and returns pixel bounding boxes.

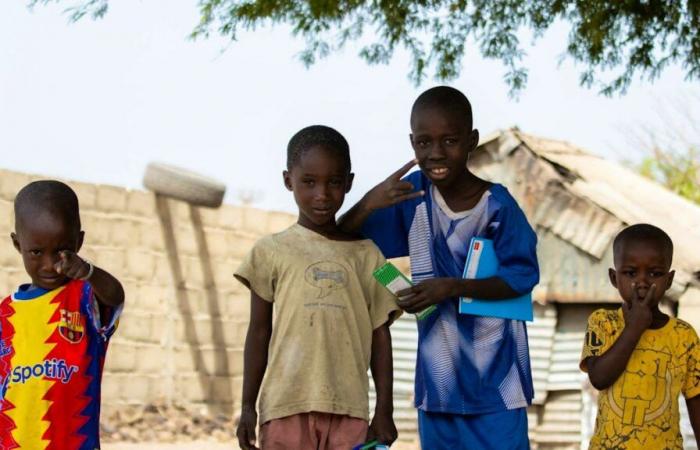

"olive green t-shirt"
[234,224,401,424]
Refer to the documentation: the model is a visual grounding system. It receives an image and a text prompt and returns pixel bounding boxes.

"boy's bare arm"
[687,395,700,448]
[585,286,656,390]
[55,250,124,307]
[367,323,398,445]
[338,160,422,233]
[395,277,519,314]
[237,291,273,450]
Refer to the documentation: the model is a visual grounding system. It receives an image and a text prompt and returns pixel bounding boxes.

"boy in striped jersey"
[0,180,124,449]
[341,86,539,449]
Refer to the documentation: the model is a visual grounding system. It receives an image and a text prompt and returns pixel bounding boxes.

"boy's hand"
[622,282,655,333]
[362,160,424,211]
[396,278,458,313]
[54,250,91,280]
[366,410,398,445]
[236,407,259,450]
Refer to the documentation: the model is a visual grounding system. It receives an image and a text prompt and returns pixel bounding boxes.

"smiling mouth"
[428,167,449,178]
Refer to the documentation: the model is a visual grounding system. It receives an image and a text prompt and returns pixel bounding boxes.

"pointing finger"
[390,159,418,180]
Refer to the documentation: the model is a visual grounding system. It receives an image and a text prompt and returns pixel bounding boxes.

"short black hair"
[14,180,81,232]
[286,125,351,173]
[411,86,473,130]
[613,223,673,266]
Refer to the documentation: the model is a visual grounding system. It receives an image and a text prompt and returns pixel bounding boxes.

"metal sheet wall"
[547,305,594,391]
[528,303,557,404]
[369,313,419,439]
[535,390,583,449]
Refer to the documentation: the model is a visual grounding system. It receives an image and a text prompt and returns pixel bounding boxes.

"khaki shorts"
[260,412,368,450]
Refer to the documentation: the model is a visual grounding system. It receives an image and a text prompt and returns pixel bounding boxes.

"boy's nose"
[314,185,330,200]
[634,274,650,288]
[42,254,60,273]
[428,144,446,159]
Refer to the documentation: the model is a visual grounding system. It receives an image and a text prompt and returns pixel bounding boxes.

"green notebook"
[373,262,437,320]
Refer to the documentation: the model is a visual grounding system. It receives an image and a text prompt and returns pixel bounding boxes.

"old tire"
[143,162,226,208]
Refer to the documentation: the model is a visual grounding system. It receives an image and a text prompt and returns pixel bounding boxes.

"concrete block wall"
[0,168,296,415]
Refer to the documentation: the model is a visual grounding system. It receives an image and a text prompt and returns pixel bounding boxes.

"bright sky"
[1,1,697,213]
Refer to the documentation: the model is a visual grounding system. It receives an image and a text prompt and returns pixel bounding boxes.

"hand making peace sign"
[362,159,425,211]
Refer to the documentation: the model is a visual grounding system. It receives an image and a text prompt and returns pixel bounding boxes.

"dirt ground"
[103,440,420,449]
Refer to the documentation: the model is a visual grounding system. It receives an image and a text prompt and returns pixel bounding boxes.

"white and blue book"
[458,237,534,321]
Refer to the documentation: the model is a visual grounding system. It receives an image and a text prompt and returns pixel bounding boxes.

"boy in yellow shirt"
[580,223,700,449]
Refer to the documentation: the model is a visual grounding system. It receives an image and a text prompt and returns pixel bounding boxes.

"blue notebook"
[458,237,534,321]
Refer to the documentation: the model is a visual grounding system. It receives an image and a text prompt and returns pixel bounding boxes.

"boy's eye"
[415,139,430,148]
[29,250,41,257]
[444,138,458,145]
[622,270,635,277]
[302,179,314,186]
[329,179,343,187]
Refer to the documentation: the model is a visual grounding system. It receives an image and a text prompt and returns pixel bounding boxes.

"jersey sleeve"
[489,193,540,295]
[361,203,409,259]
[85,282,122,340]
[682,324,700,399]
[580,309,618,372]
[234,236,277,302]
[365,246,403,329]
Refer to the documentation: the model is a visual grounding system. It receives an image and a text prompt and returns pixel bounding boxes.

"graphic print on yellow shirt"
[580,308,700,450]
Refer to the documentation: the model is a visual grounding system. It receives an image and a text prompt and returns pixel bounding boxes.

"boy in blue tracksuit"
[340,86,539,449]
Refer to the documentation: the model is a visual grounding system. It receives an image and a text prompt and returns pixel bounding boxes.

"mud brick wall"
[0,168,296,416]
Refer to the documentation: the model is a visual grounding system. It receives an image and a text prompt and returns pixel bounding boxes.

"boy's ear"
[608,268,618,289]
[10,232,20,253]
[666,270,675,289]
[467,129,480,152]
[409,133,417,150]
[283,170,293,192]
[345,173,355,193]
[76,231,85,253]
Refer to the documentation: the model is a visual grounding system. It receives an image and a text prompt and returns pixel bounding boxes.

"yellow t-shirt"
[234,224,402,424]
[580,308,700,449]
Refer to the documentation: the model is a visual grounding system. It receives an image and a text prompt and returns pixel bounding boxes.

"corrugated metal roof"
[475,129,700,302]
[535,231,620,303]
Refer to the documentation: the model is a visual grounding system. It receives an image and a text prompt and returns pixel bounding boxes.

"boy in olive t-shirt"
[234,125,401,450]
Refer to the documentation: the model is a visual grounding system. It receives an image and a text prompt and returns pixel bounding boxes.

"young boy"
[234,125,401,450]
[580,224,700,449]
[0,180,124,449]
[340,86,539,449]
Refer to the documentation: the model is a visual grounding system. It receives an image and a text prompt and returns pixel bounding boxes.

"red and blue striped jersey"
[0,279,120,449]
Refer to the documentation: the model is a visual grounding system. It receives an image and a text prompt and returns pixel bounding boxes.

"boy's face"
[410,106,479,189]
[283,145,354,230]
[11,211,84,290]
[609,239,674,309]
